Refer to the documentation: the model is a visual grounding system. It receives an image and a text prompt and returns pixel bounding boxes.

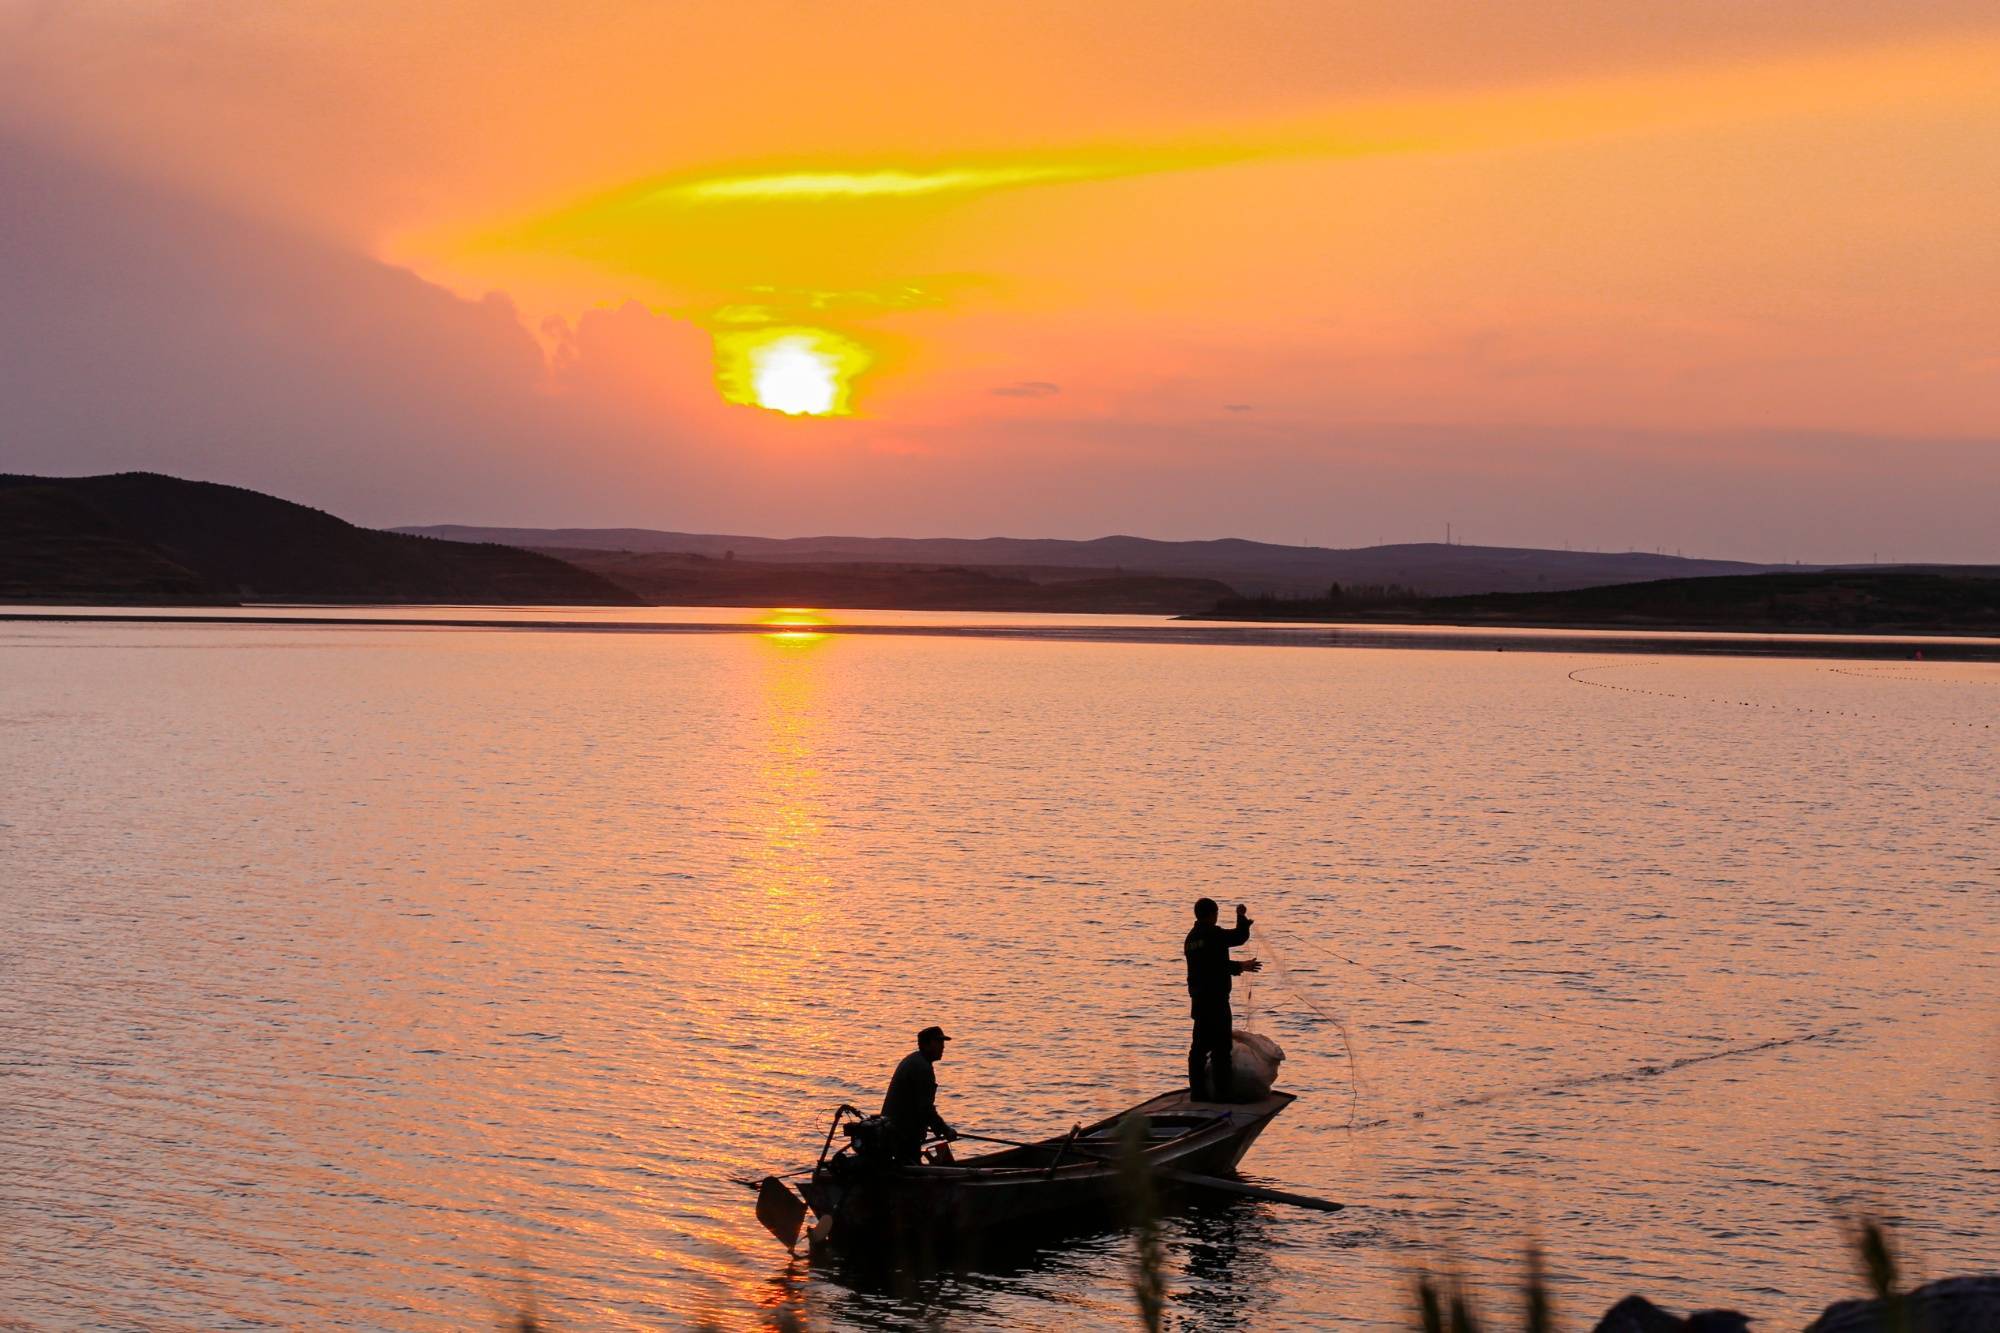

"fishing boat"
[752,1087,1326,1256]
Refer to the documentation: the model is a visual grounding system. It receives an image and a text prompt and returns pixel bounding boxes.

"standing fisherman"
[1184,898,1261,1101]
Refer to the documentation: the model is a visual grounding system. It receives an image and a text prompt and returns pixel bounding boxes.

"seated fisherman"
[881,1025,959,1163]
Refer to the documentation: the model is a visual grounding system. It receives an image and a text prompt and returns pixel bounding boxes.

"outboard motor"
[840,1114,898,1165]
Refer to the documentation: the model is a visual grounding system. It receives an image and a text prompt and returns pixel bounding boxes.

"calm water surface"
[1,612,1995,1330]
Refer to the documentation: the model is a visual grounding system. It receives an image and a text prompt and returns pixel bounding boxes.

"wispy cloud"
[667,166,1095,203]
[496,138,1294,251]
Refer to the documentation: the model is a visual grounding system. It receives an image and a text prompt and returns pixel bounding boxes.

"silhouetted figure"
[1184,898,1261,1101]
[881,1025,958,1163]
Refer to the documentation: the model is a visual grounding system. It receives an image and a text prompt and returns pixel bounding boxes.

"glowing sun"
[715,326,872,417]
[754,337,838,415]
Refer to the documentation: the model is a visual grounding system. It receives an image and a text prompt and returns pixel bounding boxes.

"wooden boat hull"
[799,1089,1294,1257]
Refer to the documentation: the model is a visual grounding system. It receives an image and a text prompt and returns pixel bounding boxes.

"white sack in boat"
[1228,1030,1286,1100]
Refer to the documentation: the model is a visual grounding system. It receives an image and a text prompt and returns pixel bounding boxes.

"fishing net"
[1228,1030,1286,1099]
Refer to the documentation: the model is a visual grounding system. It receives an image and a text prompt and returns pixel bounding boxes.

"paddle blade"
[755,1176,809,1250]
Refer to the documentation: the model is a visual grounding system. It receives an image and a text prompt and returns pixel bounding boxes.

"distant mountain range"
[0,473,1226,611]
[395,524,1786,597]
[0,473,640,604]
[15,474,1980,628]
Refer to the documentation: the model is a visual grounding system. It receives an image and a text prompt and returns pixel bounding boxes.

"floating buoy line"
[1828,665,2000,686]
[1342,1025,1848,1133]
[1566,661,1992,728]
[1239,922,1855,1139]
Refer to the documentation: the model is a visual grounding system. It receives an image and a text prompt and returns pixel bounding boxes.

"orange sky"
[3,2,1997,558]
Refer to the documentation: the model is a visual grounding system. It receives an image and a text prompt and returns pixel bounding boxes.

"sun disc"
[752,337,837,415]
[713,326,872,418]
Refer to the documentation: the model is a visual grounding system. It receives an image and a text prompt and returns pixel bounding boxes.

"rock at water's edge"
[1592,1295,1751,1333]
[1804,1275,2000,1332]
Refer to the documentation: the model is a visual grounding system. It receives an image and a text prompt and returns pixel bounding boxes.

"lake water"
[2,610,1995,1330]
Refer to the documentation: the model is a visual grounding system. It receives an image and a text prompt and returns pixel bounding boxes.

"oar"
[730,1165,815,1189]
[955,1133,1345,1213]
[949,1131,1035,1147]
[1158,1168,1345,1212]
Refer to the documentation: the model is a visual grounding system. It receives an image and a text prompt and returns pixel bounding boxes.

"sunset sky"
[4,1,1997,559]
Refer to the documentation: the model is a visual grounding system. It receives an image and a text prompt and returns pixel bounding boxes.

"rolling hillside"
[397,524,1779,597]
[0,473,641,604]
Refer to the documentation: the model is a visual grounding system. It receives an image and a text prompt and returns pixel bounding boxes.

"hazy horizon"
[8,464,1980,569]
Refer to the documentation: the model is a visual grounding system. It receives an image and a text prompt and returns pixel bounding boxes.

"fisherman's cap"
[918,1025,952,1044]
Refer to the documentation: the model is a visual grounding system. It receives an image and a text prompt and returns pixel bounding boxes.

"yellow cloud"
[456,31,2000,304]
[668,166,1094,202]
[478,139,1287,280]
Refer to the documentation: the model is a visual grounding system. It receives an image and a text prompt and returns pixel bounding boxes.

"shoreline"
[1178,609,2000,640]
[8,608,2000,660]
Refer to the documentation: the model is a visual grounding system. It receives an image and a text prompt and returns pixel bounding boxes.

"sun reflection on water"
[756,608,831,644]
[740,624,835,1008]
[671,630,840,1320]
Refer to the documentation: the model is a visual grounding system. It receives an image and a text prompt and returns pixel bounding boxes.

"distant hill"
[396,524,1781,597]
[544,548,1233,613]
[1208,570,2000,635]
[0,473,641,605]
